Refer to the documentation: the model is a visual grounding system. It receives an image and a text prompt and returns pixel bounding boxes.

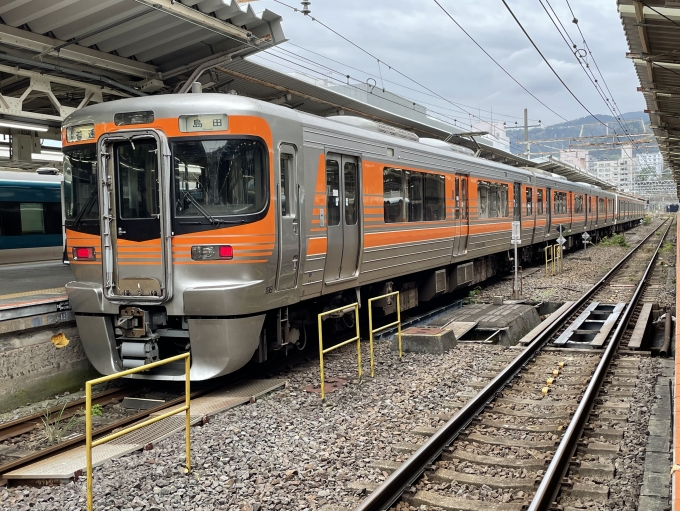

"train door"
[103,133,169,299]
[323,153,360,282]
[546,187,552,234]
[276,144,300,291]
[453,175,469,256]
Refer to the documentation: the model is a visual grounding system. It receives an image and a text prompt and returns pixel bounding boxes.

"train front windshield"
[173,138,267,222]
[63,145,99,231]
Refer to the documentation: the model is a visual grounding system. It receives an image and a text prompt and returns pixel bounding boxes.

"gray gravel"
[479,220,663,304]
[0,341,517,511]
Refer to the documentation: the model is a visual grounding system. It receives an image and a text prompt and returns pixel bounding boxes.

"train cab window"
[117,140,159,219]
[525,188,532,216]
[63,145,98,229]
[344,161,358,225]
[537,189,544,215]
[574,194,583,214]
[326,159,341,226]
[173,138,267,222]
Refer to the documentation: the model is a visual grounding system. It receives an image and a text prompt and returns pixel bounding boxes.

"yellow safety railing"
[86,353,191,511]
[317,303,361,401]
[554,244,563,274]
[544,245,554,276]
[368,291,402,378]
[545,244,563,276]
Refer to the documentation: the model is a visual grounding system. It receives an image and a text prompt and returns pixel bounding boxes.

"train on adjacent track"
[0,171,64,265]
[61,94,645,380]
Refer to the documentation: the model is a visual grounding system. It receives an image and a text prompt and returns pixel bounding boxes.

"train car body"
[0,171,64,265]
[61,95,645,380]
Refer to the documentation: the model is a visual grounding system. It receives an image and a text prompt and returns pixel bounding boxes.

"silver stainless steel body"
[61,95,645,381]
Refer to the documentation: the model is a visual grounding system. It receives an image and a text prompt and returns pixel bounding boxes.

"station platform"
[0,260,72,296]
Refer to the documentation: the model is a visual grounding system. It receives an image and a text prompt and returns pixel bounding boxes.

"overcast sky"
[250,0,643,132]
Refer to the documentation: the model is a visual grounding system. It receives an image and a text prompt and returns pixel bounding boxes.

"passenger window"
[575,195,583,214]
[409,171,423,222]
[477,181,508,219]
[383,168,445,223]
[525,187,532,216]
[326,159,341,226]
[344,161,358,225]
[455,177,460,220]
[424,174,446,221]
[383,167,405,223]
[20,203,45,234]
[280,155,291,216]
[43,203,62,235]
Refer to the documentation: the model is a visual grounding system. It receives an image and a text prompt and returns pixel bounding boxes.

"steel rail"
[353,219,669,511]
[528,218,674,510]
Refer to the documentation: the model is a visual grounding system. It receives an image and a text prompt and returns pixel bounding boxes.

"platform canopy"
[0,0,285,135]
[618,0,680,198]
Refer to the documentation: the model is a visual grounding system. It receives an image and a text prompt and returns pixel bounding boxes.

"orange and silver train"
[61,95,645,380]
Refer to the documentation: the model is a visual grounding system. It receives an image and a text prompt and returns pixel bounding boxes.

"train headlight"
[191,245,233,261]
[72,247,96,261]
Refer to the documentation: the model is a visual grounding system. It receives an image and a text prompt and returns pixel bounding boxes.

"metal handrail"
[368,291,402,378]
[317,303,361,401]
[353,218,669,511]
[86,353,191,511]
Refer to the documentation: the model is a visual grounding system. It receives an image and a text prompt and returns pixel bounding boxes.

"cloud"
[253,0,645,126]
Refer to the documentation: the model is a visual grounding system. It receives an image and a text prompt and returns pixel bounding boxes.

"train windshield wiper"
[178,190,242,225]
[72,188,97,229]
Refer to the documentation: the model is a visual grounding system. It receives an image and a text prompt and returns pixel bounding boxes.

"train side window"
[525,187,532,216]
[424,174,445,221]
[478,181,508,218]
[383,167,404,223]
[0,201,20,235]
[344,160,358,225]
[43,202,62,235]
[20,203,45,234]
[461,178,468,219]
[537,189,544,215]
[280,155,291,216]
[574,194,583,214]
[478,181,489,219]
[409,171,424,222]
[326,159,341,226]
[454,177,460,220]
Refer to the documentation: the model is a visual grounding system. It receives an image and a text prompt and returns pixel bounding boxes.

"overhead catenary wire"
[546,0,654,167]
[270,44,537,122]
[270,0,510,130]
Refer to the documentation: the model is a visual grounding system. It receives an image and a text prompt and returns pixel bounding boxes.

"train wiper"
[72,188,97,229]
[178,190,241,225]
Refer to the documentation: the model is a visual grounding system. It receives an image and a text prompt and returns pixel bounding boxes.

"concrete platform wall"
[0,325,96,413]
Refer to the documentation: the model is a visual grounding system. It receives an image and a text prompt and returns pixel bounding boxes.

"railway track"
[352,218,672,511]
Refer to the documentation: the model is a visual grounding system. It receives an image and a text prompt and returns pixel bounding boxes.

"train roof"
[0,171,62,184]
[63,95,619,193]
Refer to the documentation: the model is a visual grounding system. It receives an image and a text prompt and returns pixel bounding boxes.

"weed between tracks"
[41,404,80,445]
[600,234,630,248]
